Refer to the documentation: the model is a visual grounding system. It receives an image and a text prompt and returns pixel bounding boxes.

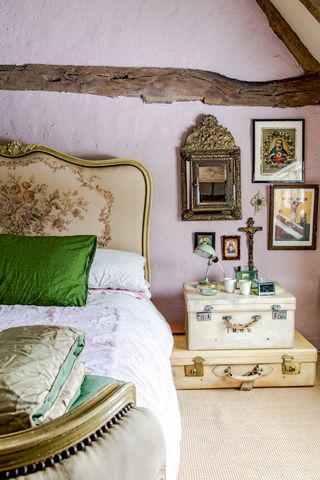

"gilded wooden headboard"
[0,141,152,282]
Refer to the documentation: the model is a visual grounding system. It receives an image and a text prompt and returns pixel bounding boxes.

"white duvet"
[0,290,181,480]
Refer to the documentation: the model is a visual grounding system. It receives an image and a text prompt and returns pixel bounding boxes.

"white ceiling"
[270,0,320,62]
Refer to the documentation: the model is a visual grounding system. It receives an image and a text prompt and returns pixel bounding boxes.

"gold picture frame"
[181,115,242,221]
[268,184,318,250]
[221,235,240,260]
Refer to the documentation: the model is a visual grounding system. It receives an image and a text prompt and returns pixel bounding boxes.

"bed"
[0,141,181,480]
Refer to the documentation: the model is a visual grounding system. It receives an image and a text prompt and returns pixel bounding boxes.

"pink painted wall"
[0,0,319,347]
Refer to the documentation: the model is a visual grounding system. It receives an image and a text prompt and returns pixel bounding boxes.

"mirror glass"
[196,162,227,204]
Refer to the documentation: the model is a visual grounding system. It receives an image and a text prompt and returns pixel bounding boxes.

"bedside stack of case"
[170,283,317,390]
[185,282,295,350]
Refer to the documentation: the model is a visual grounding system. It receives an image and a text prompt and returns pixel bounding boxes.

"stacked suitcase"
[170,283,317,390]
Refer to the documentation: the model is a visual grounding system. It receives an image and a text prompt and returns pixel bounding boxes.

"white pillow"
[88,249,150,294]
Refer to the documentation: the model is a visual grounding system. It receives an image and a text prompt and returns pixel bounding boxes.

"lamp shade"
[194,243,217,259]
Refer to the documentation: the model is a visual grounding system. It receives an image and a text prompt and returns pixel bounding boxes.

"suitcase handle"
[223,315,261,330]
[213,364,273,391]
[224,364,263,382]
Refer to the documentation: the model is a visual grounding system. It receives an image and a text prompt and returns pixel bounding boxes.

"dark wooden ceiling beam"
[0,64,319,107]
[299,0,320,23]
[256,0,320,73]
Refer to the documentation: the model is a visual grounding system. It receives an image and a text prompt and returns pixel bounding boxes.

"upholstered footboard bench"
[0,381,166,480]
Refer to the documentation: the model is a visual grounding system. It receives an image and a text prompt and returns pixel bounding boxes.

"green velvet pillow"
[0,234,97,306]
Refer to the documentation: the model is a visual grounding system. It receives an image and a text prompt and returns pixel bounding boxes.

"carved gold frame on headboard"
[0,141,152,283]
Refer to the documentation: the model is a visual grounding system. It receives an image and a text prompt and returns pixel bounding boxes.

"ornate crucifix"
[238,217,262,271]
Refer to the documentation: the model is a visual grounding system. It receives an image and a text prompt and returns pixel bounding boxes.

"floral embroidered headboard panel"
[0,142,151,280]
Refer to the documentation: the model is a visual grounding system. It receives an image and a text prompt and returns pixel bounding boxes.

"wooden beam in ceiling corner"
[0,64,320,107]
[299,0,320,23]
[256,0,320,73]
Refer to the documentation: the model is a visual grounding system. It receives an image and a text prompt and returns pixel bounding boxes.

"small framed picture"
[252,119,304,183]
[194,232,215,250]
[221,235,240,260]
[268,184,318,250]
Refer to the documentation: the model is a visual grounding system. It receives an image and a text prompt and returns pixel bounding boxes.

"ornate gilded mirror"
[180,115,242,220]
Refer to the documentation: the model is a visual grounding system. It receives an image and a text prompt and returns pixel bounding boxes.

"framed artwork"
[194,232,215,250]
[221,235,240,260]
[268,184,318,250]
[252,119,304,183]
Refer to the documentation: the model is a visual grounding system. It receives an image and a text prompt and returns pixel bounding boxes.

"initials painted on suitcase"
[196,312,211,321]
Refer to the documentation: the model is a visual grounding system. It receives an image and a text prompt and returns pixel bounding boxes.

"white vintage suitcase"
[184,282,296,350]
[171,331,317,390]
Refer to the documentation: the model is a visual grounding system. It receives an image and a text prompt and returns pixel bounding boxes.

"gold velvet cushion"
[0,325,86,434]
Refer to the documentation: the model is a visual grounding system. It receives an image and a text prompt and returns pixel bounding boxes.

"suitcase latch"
[282,354,301,375]
[272,304,287,319]
[185,356,204,377]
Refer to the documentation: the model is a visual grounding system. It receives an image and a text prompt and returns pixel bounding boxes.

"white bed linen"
[0,290,181,480]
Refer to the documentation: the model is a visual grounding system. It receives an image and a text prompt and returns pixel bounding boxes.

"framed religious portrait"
[221,235,240,260]
[268,184,318,250]
[194,232,215,250]
[252,119,304,183]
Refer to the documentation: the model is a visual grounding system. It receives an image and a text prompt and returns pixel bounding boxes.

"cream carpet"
[177,372,320,480]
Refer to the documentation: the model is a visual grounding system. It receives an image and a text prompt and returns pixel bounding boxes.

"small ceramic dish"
[197,285,219,296]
